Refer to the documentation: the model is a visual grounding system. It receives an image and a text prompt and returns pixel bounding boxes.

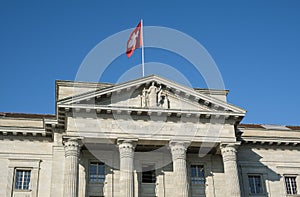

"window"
[191,165,205,184]
[89,162,105,183]
[248,175,263,194]
[14,169,31,190]
[285,176,297,195]
[142,164,156,183]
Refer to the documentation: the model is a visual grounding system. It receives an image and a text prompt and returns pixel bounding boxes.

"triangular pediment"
[57,75,246,116]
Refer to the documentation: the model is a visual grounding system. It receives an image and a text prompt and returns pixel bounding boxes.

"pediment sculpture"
[140,82,170,109]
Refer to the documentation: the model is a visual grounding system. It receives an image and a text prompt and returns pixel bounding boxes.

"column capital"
[169,140,190,148]
[63,136,83,145]
[63,137,82,157]
[169,141,190,160]
[220,142,240,148]
[117,138,138,146]
[220,143,240,162]
[117,139,137,159]
[220,142,240,154]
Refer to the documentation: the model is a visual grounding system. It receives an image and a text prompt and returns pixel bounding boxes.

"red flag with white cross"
[126,22,142,58]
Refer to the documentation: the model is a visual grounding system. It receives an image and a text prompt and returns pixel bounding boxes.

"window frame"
[284,175,298,195]
[190,164,205,185]
[239,163,269,196]
[88,161,105,184]
[247,174,263,195]
[7,159,40,196]
[14,168,32,191]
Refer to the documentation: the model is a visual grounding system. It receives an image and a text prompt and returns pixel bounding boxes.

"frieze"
[67,116,235,140]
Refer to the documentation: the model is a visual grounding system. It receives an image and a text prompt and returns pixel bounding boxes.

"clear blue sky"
[0,1,299,125]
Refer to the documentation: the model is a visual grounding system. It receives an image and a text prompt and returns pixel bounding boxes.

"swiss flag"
[126,22,142,58]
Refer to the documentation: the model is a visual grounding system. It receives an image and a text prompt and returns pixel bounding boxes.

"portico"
[61,139,242,197]
[57,75,245,197]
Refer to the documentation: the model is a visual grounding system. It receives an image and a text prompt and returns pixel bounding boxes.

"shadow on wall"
[237,143,281,197]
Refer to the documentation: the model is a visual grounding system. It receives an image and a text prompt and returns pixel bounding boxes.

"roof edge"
[0,112,55,119]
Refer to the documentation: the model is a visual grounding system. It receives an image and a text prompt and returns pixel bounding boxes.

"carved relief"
[140,82,170,109]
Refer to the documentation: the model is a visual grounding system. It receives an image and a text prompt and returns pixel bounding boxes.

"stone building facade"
[0,75,299,197]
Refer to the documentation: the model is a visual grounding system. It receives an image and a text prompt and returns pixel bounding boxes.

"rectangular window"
[142,164,156,183]
[248,175,263,194]
[14,169,31,190]
[89,162,105,183]
[191,165,205,184]
[285,176,297,195]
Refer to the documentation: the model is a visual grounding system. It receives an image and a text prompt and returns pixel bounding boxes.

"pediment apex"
[57,75,246,114]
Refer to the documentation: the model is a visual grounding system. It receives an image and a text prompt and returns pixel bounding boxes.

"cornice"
[59,104,245,117]
[0,126,52,138]
[241,136,300,146]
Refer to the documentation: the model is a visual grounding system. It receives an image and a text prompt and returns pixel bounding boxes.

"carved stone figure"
[146,82,161,107]
[158,90,165,107]
[141,88,147,107]
[158,90,170,109]
[140,83,170,108]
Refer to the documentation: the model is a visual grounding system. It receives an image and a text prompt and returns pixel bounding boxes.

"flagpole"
[141,19,145,77]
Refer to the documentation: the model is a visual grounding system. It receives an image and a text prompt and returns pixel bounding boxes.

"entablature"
[0,113,54,139]
[239,127,300,146]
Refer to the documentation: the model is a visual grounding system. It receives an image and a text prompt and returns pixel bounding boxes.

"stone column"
[169,141,190,197]
[220,143,241,197]
[118,139,136,197]
[63,138,81,197]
